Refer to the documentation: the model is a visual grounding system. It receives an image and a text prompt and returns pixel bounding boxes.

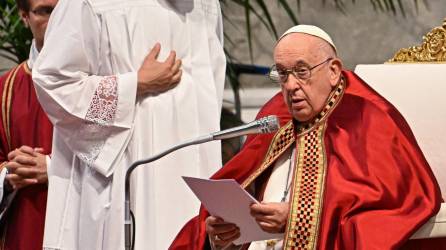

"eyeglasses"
[268,57,333,84]
[30,6,54,18]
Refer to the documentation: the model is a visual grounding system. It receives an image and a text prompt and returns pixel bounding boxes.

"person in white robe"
[32,0,226,249]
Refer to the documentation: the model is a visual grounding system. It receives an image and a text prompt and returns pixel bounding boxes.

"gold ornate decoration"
[284,123,327,250]
[388,18,446,63]
[1,63,22,152]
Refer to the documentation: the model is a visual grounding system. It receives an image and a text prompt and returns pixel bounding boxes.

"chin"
[292,111,312,123]
[287,105,312,122]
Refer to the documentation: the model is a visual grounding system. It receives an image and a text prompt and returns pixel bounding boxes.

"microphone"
[211,115,280,140]
[124,115,280,250]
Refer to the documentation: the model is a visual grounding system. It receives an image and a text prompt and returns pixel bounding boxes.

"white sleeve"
[0,167,7,203]
[0,167,17,221]
[32,0,137,177]
[45,155,51,171]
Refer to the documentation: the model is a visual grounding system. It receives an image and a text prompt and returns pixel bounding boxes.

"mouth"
[291,98,306,108]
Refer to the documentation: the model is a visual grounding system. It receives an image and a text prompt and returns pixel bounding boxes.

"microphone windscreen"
[259,115,280,133]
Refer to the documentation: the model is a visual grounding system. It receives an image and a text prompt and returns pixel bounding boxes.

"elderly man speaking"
[170,25,442,250]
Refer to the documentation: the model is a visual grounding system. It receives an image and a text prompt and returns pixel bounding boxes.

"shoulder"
[331,72,414,140]
[343,70,405,121]
[0,68,16,86]
[0,63,26,89]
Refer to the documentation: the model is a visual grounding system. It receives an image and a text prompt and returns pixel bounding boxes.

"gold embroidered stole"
[0,62,28,250]
[283,123,326,250]
[1,62,28,153]
[241,79,345,250]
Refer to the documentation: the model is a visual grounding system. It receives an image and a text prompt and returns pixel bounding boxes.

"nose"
[282,73,301,91]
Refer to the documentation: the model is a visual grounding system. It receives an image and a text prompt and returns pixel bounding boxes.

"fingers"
[256,221,278,234]
[34,147,45,154]
[206,216,240,247]
[253,213,281,230]
[218,229,240,241]
[209,222,238,234]
[164,51,176,66]
[252,210,284,234]
[8,146,41,160]
[212,230,240,247]
[5,159,36,173]
[5,159,47,185]
[167,59,182,87]
[6,174,38,189]
[7,150,18,161]
[18,145,35,154]
[12,155,37,166]
[137,44,182,96]
[7,148,29,161]
[12,167,41,178]
[250,202,289,234]
[206,217,236,230]
[171,69,182,85]
[171,59,182,74]
[206,215,222,225]
[206,216,239,235]
[252,212,274,222]
[250,203,274,216]
[146,42,161,61]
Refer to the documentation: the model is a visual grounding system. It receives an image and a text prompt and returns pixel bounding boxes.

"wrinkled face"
[19,0,58,51]
[273,33,342,122]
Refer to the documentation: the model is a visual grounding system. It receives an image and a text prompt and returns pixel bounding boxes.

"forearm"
[32,0,136,176]
[33,72,136,176]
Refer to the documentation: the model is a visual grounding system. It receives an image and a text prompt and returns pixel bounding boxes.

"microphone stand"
[124,115,279,250]
[124,135,213,250]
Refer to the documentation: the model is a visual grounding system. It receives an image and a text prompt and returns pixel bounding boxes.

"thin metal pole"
[124,135,213,250]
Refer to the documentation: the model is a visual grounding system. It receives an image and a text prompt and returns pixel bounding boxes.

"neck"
[35,41,43,52]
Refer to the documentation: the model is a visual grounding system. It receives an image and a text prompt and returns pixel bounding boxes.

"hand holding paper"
[205,216,240,247]
[250,202,289,234]
[182,176,283,245]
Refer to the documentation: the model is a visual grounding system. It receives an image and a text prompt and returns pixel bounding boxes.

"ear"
[328,58,343,87]
[18,9,29,28]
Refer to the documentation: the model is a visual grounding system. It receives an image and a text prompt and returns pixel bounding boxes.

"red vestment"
[0,62,53,250]
[170,71,444,250]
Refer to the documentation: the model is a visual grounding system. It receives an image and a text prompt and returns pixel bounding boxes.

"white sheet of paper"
[182,176,283,245]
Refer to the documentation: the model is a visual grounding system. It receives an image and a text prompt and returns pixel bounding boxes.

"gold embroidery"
[1,70,13,147]
[5,63,23,150]
[284,123,327,250]
[2,64,21,151]
[266,239,277,247]
[239,77,346,248]
[23,61,32,75]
